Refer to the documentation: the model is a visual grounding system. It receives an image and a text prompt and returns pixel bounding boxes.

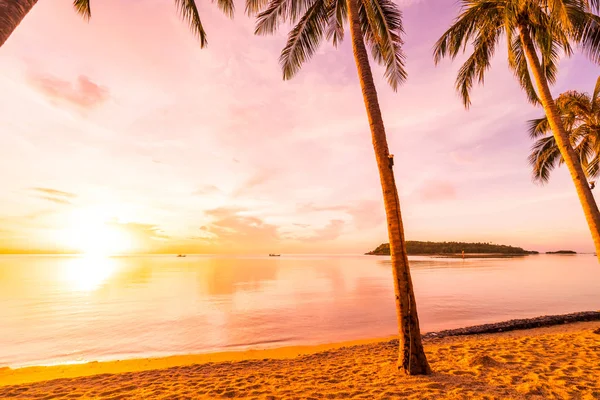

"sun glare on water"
[62,255,118,292]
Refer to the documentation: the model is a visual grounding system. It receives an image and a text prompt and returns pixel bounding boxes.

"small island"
[366,241,538,256]
[546,250,577,254]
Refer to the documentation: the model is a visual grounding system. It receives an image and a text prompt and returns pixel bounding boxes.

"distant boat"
[268,254,280,257]
[177,254,186,257]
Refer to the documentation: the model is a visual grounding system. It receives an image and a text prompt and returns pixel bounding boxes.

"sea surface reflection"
[0,254,598,367]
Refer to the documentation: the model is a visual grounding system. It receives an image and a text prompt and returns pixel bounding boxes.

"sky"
[0,0,599,254]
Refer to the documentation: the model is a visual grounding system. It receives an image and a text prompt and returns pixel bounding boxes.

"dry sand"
[1,321,599,399]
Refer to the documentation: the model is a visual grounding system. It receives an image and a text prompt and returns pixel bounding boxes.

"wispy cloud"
[31,187,76,198]
[301,220,345,242]
[29,187,77,205]
[194,185,221,196]
[28,74,109,109]
[416,180,457,203]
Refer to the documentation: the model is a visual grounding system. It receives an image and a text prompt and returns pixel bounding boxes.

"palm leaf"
[215,0,235,18]
[255,0,315,34]
[279,0,329,80]
[325,0,346,47]
[528,135,562,183]
[508,34,540,105]
[360,0,406,90]
[573,10,600,63]
[455,22,502,108]
[174,0,208,47]
[246,0,271,15]
[73,0,91,20]
[433,1,502,64]
[591,75,600,119]
[528,117,551,138]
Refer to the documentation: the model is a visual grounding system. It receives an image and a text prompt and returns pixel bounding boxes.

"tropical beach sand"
[1,321,599,399]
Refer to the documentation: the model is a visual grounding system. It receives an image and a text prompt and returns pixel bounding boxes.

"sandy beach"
[1,321,599,399]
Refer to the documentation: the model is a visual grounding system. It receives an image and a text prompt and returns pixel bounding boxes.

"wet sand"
[1,321,599,399]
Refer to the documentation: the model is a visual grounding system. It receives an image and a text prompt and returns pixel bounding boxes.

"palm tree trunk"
[520,27,600,262]
[345,0,430,375]
[0,0,38,47]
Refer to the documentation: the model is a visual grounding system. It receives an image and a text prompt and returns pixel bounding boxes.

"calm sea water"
[1,254,599,368]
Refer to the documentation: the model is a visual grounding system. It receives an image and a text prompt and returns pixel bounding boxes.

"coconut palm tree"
[529,77,600,185]
[245,0,431,375]
[0,0,233,48]
[433,0,600,261]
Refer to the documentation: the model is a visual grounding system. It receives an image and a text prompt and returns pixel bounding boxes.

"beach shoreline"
[2,311,600,396]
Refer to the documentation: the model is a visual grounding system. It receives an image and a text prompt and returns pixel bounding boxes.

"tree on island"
[433,0,600,262]
[0,0,233,48]
[246,0,431,374]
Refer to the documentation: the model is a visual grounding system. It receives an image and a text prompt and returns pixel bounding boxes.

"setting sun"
[59,207,133,256]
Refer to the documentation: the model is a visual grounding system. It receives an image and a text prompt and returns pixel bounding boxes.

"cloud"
[29,74,109,108]
[232,169,278,197]
[302,219,345,242]
[298,200,385,230]
[107,222,170,251]
[29,187,76,205]
[297,203,347,213]
[450,148,479,165]
[202,207,280,247]
[416,180,457,202]
[193,185,221,195]
[31,187,76,198]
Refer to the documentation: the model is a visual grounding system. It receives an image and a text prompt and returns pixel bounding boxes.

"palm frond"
[528,135,563,183]
[587,0,600,13]
[174,0,208,47]
[215,0,235,18]
[255,0,314,34]
[592,75,600,107]
[73,0,91,20]
[586,154,600,178]
[572,10,600,63]
[528,116,551,138]
[508,34,540,104]
[325,0,346,47]
[246,0,271,15]
[360,0,406,90]
[433,0,503,64]
[279,0,329,80]
[455,22,502,108]
[255,0,289,35]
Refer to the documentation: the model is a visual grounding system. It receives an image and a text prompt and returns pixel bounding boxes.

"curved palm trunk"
[0,0,38,47]
[346,0,430,375]
[520,28,600,262]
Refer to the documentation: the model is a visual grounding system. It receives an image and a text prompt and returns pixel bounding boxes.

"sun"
[60,206,133,256]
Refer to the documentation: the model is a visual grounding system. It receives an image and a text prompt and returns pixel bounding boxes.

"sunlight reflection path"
[61,256,117,292]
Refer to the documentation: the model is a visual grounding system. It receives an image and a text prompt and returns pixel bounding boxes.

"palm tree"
[433,0,600,261]
[246,0,431,375]
[529,76,600,185]
[0,0,233,48]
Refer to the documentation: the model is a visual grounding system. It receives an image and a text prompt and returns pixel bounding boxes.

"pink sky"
[0,0,598,254]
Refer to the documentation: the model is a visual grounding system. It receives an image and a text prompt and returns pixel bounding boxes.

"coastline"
[2,311,599,391]
[2,321,599,399]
